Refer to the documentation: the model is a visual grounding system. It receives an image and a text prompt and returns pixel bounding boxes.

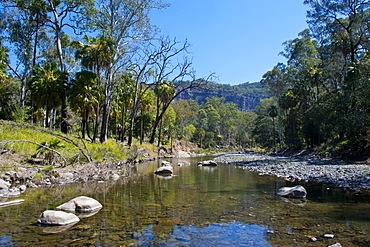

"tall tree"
[29,62,67,128]
[86,0,168,143]
[69,70,99,140]
[74,35,116,142]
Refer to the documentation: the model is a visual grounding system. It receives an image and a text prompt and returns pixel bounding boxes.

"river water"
[1,156,370,246]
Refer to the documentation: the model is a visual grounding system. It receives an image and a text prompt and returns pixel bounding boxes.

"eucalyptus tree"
[126,36,209,146]
[304,0,370,154]
[281,30,323,147]
[252,98,279,148]
[39,0,94,133]
[84,0,168,143]
[0,44,16,120]
[304,0,370,65]
[0,0,49,109]
[171,99,197,139]
[219,102,239,147]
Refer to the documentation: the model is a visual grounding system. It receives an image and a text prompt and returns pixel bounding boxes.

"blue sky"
[151,0,309,85]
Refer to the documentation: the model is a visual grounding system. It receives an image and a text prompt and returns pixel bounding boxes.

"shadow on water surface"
[0,156,370,246]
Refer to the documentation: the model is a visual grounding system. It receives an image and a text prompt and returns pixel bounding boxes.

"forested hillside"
[176,82,268,111]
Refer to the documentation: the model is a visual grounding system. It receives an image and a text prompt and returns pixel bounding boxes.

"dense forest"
[0,0,369,158]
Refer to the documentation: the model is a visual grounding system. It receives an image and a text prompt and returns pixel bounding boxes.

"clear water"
[1,156,370,246]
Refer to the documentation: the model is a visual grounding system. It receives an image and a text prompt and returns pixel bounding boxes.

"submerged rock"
[0,199,25,208]
[56,196,103,212]
[198,160,218,166]
[277,185,307,198]
[37,210,80,226]
[328,243,341,247]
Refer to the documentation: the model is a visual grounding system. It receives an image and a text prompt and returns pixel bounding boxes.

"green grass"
[0,120,158,167]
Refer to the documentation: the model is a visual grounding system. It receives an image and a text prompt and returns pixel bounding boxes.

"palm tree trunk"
[93,106,100,143]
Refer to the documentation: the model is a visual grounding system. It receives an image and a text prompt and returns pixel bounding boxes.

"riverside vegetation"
[0,0,368,162]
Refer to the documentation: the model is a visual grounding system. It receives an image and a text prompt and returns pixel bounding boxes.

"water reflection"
[135,222,271,246]
[40,222,78,234]
[0,156,369,246]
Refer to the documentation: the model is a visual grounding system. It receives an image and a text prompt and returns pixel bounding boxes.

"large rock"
[56,196,103,212]
[0,179,10,189]
[154,165,173,175]
[37,210,80,226]
[0,179,9,195]
[278,185,307,198]
[198,160,218,166]
[154,161,173,175]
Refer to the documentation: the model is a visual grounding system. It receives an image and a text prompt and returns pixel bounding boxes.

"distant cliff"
[177,82,269,111]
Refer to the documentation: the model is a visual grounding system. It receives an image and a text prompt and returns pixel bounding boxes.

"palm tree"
[29,62,67,128]
[151,81,176,146]
[69,70,100,140]
[74,35,116,143]
[138,90,154,144]
[114,73,135,142]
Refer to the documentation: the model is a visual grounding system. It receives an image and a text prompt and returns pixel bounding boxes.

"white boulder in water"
[56,196,103,212]
[277,185,307,198]
[37,210,80,226]
[198,160,218,166]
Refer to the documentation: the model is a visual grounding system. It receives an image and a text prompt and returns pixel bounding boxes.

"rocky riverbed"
[214,152,370,189]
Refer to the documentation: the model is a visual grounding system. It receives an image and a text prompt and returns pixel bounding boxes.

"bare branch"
[0,140,67,167]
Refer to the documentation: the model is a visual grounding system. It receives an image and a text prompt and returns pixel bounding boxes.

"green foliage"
[259,1,370,156]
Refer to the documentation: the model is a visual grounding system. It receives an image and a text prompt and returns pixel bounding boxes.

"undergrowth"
[0,120,158,167]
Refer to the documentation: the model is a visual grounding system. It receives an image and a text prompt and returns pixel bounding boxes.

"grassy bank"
[0,120,159,169]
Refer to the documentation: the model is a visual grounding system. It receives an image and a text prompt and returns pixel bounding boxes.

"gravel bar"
[214,153,370,189]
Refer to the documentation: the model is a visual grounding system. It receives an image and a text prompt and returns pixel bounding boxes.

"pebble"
[328,243,342,247]
[324,234,335,238]
[310,237,317,242]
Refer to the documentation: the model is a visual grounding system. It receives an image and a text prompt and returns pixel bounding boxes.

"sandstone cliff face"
[176,82,268,111]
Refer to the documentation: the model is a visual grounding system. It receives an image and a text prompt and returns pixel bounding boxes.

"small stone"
[324,234,335,238]
[111,174,120,180]
[328,243,342,247]
[19,185,27,192]
[310,237,317,242]
[27,181,38,188]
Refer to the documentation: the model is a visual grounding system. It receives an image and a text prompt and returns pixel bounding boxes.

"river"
[1,156,370,246]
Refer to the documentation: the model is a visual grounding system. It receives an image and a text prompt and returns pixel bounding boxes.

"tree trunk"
[120,107,126,142]
[157,118,163,147]
[100,67,113,143]
[140,110,144,145]
[93,106,100,143]
[51,3,68,134]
